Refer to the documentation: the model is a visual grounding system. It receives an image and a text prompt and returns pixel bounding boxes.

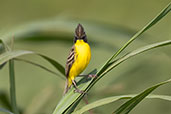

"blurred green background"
[0,0,171,114]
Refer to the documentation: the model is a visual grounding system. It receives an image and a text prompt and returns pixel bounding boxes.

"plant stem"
[9,59,19,114]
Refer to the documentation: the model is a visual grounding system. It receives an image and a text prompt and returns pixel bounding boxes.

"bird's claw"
[88,74,97,78]
[74,89,86,94]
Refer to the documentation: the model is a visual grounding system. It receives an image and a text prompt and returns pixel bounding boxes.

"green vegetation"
[0,1,171,114]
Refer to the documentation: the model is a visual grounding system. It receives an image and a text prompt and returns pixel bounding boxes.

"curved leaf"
[113,79,171,114]
[101,40,171,77]
[97,2,171,77]
[74,94,171,114]
[0,50,65,80]
[39,54,65,76]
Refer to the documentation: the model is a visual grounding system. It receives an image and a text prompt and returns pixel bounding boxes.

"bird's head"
[74,24,87,43]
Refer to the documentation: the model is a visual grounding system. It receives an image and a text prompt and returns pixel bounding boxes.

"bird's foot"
[74,88,86,94]
[88,74,97,78]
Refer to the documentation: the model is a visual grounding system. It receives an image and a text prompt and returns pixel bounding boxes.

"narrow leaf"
[0,50,65,80]
[97,2,171,76]
[101,40,171,77]
[38,54,65,76]
[113,79,171,114]
[73,94,171,114]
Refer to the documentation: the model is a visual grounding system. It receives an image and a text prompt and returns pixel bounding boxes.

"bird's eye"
[82,35,87,42]
[82,35,86,39]
[74,36,78,43]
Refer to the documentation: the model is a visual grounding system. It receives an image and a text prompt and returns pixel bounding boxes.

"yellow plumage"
[64,24,91,94]
[68,40,91,87]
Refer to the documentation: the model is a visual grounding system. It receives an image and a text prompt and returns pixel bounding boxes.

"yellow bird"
[64,24,91,94]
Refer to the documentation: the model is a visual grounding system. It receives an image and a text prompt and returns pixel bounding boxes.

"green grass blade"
[52,39,171,114]
[38,54,65,76]
[73,94,171,114]
[101,40,171,77]
[113,79,171,114]
[0,50,65,80]
[96,2,171,76]
[52,79,91,114]
[0,108,14,114]
[9,60,19,114]
[0,50,34,65]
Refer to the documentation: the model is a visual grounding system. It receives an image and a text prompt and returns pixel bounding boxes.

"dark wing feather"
[65,45,75,77]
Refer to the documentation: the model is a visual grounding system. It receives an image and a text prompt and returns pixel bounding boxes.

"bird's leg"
[78,74,87,77]
[72,80,85,94]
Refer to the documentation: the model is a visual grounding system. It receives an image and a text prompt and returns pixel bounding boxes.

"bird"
[64,24,91,94]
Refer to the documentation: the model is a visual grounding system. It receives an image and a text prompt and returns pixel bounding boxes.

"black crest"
[74,24,87,43]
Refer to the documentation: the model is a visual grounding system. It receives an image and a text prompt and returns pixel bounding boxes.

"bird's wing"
[65,45,75,77]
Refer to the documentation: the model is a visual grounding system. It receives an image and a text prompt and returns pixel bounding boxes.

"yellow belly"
[69,40,91,83]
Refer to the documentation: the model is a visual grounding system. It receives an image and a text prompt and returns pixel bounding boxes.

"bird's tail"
[63,78,72,95]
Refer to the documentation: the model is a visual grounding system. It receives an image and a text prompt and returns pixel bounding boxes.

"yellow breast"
[69,40,91,80]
